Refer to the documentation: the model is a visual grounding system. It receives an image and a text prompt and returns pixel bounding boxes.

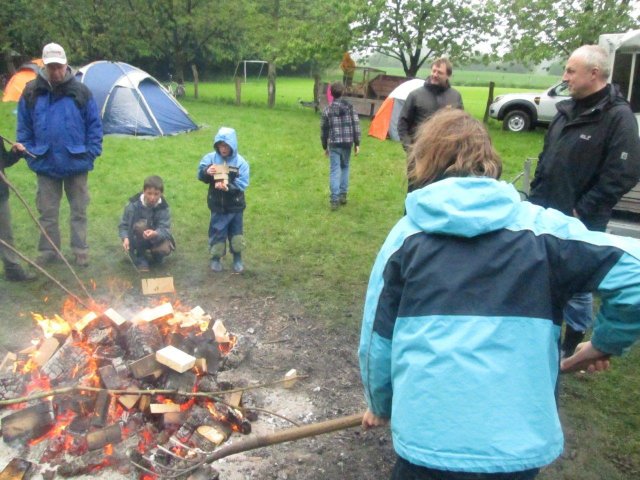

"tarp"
[2,59,43,102]
[368,78,424,141]
[76,61,197,136]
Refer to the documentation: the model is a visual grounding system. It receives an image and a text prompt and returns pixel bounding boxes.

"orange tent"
[2,59,43,102]
[368,78,424,141]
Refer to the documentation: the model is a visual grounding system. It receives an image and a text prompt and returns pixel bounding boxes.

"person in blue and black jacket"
[359,109,640,480]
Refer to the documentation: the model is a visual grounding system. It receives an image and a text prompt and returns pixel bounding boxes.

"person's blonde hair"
[407,108,502,188]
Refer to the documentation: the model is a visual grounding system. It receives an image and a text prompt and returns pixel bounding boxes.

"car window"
[552,82,570,97]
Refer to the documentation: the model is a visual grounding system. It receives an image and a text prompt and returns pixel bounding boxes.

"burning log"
[40,336,91,386]
[102,308,127,328]
[0,352,17,374]
[128,353,163,379]
[0,374,27,401]
[194,422,231,449]
[136,303,174,323]
[90,390,111,428]
[124,322,163,360]
[32,336,61,368]
[1,400,55,442]
[86,424,122,450]
[0,457,35,479]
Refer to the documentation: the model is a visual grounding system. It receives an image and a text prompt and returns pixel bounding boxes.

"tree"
[243,0,357,107]
[493,0,639,64]
[352,0,493,78]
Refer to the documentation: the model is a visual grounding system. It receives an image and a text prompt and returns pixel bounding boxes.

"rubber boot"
[4,264,36,282]
[210,257,223,272]
[232,253,244,273]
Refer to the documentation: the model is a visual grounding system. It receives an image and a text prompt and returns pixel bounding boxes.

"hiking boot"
[330,201,339,211]
[75,253,89,267]
[135,257,150,273]
[339,193,348,205]
[210,257,223,272]
[4,265,37,282]
[36,251,61,266]
[232,253,244,273]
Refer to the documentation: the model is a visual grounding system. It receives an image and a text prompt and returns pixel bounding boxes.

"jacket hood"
[405,177,521,237]
[213,127,238,158]
[330,98,352,115]
[36,65,75,91]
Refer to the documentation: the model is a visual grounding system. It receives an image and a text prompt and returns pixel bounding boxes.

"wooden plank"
[155,345,196,373]
[150,403,181,414]
[141,277,175,295]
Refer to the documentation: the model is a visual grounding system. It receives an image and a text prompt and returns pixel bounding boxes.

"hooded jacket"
[16,67,103,179]
[118,193,174,247]
[359,177,640,473]
[529,84,640,231]
[197,127,250,213]
[397,78,464,148]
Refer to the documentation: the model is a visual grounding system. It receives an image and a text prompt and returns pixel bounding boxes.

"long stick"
[160,413,365,478]
[0,168,95,304]
[0,374,309,406]
[0,134,36,158]
[0,238,89,309]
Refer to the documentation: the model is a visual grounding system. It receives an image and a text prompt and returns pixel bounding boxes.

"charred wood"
[124,323,163,361]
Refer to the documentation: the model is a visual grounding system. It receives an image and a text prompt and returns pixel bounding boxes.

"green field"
[0,77,638,479]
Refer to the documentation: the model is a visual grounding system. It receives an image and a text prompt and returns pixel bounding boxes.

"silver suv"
[489,82,570,132]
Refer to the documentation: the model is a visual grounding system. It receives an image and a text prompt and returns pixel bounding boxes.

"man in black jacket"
[397,58,463,192]
[529,44,640,357]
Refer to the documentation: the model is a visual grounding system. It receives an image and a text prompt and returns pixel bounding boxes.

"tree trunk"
[267,62,276,108]
[3,50,16,76]
[191,64,199,99]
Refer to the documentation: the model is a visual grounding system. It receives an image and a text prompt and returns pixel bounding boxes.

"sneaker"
[232,255,244,273]
[4,265,37,282]
[339,194,348,205]
[75,253,89,267]
[36,251,60,266]
[210,258,223,272]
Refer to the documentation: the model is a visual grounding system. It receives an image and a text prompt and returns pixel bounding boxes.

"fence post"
[483,81,495,124]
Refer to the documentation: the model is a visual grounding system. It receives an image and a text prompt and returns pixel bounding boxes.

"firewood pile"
[0,300,261,479]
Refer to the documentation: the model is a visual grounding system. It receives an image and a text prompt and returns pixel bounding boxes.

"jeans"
[36,173,89,255]
[208,211,243,253]
[391,456,540,480]
[564,292,593,333]
[328,145,351,202]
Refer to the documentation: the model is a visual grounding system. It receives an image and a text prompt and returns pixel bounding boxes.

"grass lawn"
[0,76,638,478]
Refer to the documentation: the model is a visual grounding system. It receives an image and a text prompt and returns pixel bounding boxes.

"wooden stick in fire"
[151,413,365,479]
[0,237,90,309]
[0,140,95,304]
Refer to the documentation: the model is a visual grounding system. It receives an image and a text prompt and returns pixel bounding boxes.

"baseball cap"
[42,43,67,65]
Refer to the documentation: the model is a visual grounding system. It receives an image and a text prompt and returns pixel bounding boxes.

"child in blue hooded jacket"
[197,127,250,273]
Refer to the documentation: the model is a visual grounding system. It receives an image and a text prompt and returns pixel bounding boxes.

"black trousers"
[391,456,540,480]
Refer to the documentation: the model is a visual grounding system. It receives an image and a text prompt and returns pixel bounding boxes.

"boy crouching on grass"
[197,127,250,273]
[118,175,175,272]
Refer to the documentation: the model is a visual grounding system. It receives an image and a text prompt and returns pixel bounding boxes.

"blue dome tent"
[76,61,198,136]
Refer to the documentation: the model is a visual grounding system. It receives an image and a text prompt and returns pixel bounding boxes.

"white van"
[599,31,640,237]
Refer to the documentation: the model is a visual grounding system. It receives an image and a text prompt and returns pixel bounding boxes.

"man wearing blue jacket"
[360,109,640,479]
[15,43,102,267]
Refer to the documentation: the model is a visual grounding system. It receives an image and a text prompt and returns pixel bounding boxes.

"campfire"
[0,298,261,479]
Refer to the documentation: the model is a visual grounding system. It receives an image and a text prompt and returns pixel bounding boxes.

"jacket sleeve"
[197,154,213,183]
[590,238,640,355]
[359,243,405,419]
[397,94,415,148]
[320,109,330,150]
[352,108,361,147]
[153,206,173,243]
[575,107,640,219]
[16,97,35,153]
[118,202,134,239]
[229,157,250,191]
[84,97,103,160]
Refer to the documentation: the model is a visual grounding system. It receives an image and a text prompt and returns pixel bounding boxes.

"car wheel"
[503,110,532,132]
